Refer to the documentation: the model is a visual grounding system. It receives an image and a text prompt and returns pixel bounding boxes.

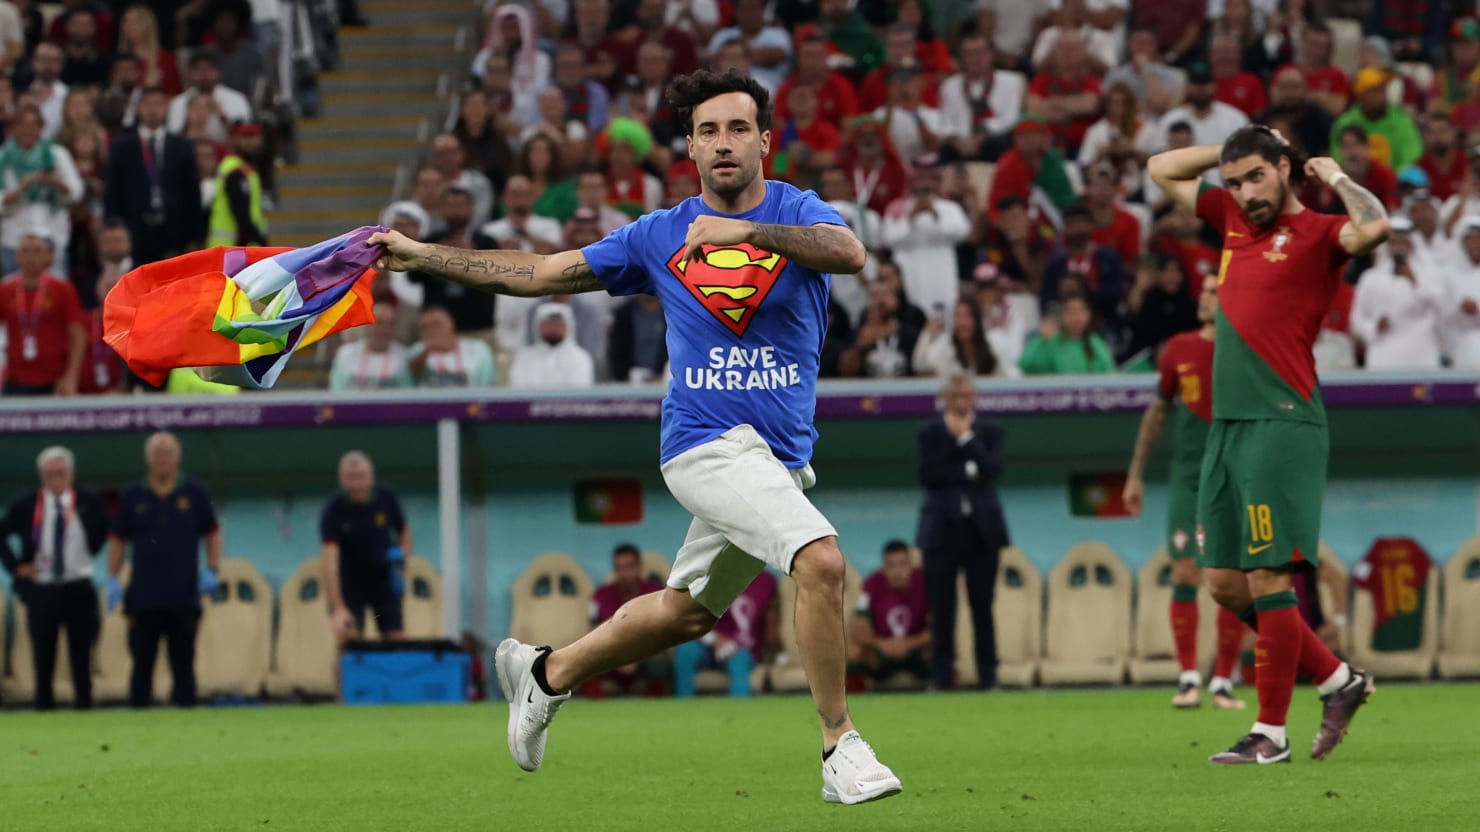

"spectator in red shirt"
[1308,124,1400,212]
[840,119,906,215]
[1131,0,1206,67]
[774,32,859,128]
[600,0,699,89]
[770,83,841,184]
[587,543,667,696]
[1025,34,1102,157]
[47,2,114,55]
[0,234,86,396]
[1083,163,1141,270]
[986,118,1053,224]
[897,0,953,76]
[1296,24,1350,117]
[1416,113,1465,201]
[858,24,942,114]
[849,540,930,685]
[570,0,620,90]
[1210,33,1267,119]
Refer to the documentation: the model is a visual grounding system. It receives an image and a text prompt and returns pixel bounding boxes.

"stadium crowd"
[6,0,1480,396]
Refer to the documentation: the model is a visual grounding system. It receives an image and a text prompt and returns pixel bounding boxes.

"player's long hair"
[666,69,773,137]
[1221,124,1308,186]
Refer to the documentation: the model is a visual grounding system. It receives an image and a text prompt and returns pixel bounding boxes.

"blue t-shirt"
[583,181,844,468]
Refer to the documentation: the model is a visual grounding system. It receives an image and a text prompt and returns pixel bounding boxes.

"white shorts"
[659,424,837,617]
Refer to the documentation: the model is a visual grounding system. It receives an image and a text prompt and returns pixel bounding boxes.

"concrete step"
[319,92,442,120]
[340,45,463,73]
[298,115,425,141]
[276,162,399,190]
[297,137,421,167]
[276,184,393,214]
[353,5,473,26]
[339,23,464,49]
[268,211,381,240]
[321,70,441,97]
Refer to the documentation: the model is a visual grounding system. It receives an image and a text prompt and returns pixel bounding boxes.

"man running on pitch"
[1123,276,1248,711]
[369,70,902,804]
[1148,126,1384,765]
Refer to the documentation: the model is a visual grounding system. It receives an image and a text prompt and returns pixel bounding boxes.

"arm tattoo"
[1333,176,1388,226]
[556,256,603,294]
[413,244,602,297]
[818,708,850,730]
[749,222,865,274]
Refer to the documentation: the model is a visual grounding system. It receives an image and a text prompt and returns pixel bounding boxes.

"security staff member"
[320,450,412,644]
[106,432,223,708]
[0,447,109,710]
[915,373,1010,690]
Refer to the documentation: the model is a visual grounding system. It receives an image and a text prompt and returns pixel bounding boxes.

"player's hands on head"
[1304,156,1344,185]
[1122,476,1144,517]
[368,229,422,273]
[683,216,754,266]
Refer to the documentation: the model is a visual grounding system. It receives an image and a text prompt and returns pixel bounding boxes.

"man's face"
[688,91,769,202]
[1303,30,1331,64]
[538,313,567,345]
[145,434,182,480]
[17,236,52,275]
[1340,132,1369,168]
[555,47,585,86]
[39,457,73,494]
[213,9,240,40]
[483,56,511,92]
[1454,38,1480,67]
[820,0,849,20]
[1409,198,1438,232]
[637,42,670,85]
[338,459,374,500]
[735,0,764,30]
[1128,29,1156,59]
[715,42,749,74]
[194,141,217,178]
[885,29,913,65]
[136,90,168,128]
[538,87,567,123]
[787,84,817,123]
[942,379,974,416]
[890,74,921,106]
[504,176,535,214]
[10,110,42,147]
[190,59,220,90]
[442,192,473,228]
[1210,38,1239,78]
[431,137,463,176]
[1014,127,1048,157]
[1086,173,1115,206]
[112,57,142,88]
[1270,69,1307,107]
[960,37,992,76]
[1188,81,1215,109]
[33,45,63,82]
[1359,86,1387,117]
[66,11,96,46]
[415,169,446,208]
[577,172,606,207]
[819,169,850,202]
[568,219,601,247]
[613,552,641,588]
[99,227,131,261]
[882,550,912,591]
[1465,228,1480,263]
[1065,216,1094,248]
[1221,154,1289,230]
[233,131,263,158]
[910,166,938,197]
[1425,119,1457,154]
[1157,261,1185,293]
[1387,231,1414,260]
[1167,127,1193,151]
[637,0,664,27]
[797,41,828,78]
[419,309,455,347]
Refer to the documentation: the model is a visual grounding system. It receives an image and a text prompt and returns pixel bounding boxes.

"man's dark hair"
[1339,124,1369,145]
[1167,120,1194,136]
[666,69,772,137]
[101,217,130,233]
[1220,124,1292,166]
[138,84,168,100]
[1063,203,1093,222]
[995,194,1026,213]
[882,540,911,558]
[612,543,640,561]
[189,48,220,68]
[444,185,474,202]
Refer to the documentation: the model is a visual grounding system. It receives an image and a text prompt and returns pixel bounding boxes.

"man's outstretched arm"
[369,230,604,297]
[682,216,868,275]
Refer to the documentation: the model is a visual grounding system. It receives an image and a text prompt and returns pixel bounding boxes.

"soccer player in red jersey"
[1148,126,1389,765]
[1123,276,1247,711]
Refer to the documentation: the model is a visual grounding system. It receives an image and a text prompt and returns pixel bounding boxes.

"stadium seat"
[2,592,78,706]
[771,559,864,693]
[1040,543,1132,686]
[962,162,996,210]
[1349,553,1441,680]
[509,553,595,651]
[1317,542,1353,656]
[1127,547,1220,684]
[398,555,445,638]
[1437,537,1480,679]
[197,558,273,698]
[990,547,1042,688]
[267,556,337,699]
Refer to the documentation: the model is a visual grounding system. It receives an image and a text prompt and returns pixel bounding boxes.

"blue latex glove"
[199,567,221,595]
[387,546,405,596]
[106,576,123,613]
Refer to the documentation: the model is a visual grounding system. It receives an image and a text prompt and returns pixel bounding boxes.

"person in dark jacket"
[0,446,109,710]
[914,373,1009,689]
[102,86,204,265]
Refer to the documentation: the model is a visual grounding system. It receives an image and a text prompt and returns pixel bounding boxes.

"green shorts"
[1166,467,1200,560]
[1195,419,1327,572]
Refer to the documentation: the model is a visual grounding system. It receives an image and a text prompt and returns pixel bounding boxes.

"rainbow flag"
[104,227,384,389]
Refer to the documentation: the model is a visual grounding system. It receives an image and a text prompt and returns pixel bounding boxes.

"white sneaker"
[495,638,571,772]
[820,730,903,805]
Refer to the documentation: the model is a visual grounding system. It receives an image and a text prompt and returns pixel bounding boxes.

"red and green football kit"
[1157,331,1214,560]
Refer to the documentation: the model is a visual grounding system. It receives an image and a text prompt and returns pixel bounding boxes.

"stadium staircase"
[268,0,477,249]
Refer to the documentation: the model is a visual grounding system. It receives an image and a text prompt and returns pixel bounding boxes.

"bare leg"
[1205,567,1254,615]
[792,536,855,748]
[544,588,715,692]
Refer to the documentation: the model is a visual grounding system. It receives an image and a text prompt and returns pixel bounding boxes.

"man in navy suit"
[914,373,1009,690]
[102,87,204,266]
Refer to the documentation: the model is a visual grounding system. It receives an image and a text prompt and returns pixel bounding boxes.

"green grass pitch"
[3,684,1473,831]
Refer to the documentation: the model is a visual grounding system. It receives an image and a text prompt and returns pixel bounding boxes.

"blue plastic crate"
[340,641,471,705]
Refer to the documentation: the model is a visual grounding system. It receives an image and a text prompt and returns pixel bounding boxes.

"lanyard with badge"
[432,344,465,386]
[89,309,112,389]
[140,131,165,213]
[357,345,394,388]
[14,279,48,362]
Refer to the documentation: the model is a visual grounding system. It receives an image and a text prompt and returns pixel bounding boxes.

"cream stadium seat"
[509,553,596,651]
[1350,548,1440,680]
[1128,547,1220,684]
[963,162,996,209]
[1317,542,1353,656]
[94,562,169,703]
[1437,538,1480,679]
[990,547,1042,688]
[267,556,337,699]
[197,558,273,698]
[401,555,445,638]
[771,559,864,693]
[1327,18,1363,75]
[2,592,78,706]
[1040,543,1132,686]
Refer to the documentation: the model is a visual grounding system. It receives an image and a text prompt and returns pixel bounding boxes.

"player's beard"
[701,157,760,202]
[1242,180,1289,231]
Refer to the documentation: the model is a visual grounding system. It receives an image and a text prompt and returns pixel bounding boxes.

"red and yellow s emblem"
[666,243,787,336]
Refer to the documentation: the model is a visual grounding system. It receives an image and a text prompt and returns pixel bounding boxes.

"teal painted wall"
[2,406,1476,645]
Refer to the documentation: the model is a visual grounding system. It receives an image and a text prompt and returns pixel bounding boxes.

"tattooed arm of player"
[681,215,868,274]
[368,229,604,297]
[1306,157,1392,256]
[1122,395,1169,518]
